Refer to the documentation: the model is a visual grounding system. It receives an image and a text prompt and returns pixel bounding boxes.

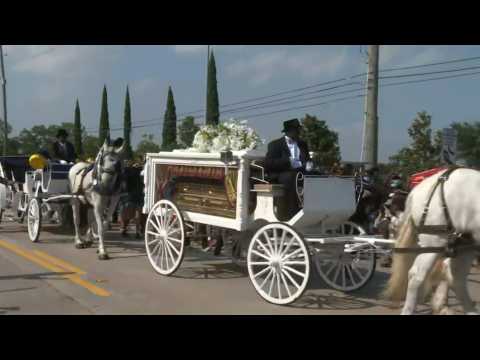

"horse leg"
[431,278,453,315]
[449,250,478,314]
[71,200,85,249]
[402,253,441,315]
[106,194,120,230]
[94,196,109,260]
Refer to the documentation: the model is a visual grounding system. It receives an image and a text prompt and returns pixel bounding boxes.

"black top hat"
[282,118,302,133]
[56,129,69,138]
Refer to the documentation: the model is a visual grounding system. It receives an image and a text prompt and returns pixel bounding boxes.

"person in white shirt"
[265,119,313,219]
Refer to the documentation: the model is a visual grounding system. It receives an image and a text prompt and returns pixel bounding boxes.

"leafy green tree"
[73,99,83,157]
[161,86,178,151]
[123,86,134,160]
[0,119,17,155]
[389,111,440,176]
[98,85,110,146]
[83,135,101,159]
[16,122,76,155]
[206,50,220,125]
[300,114,341,169]
[136,134,161,160]
[450,122,480,167]
[178,116,199,148]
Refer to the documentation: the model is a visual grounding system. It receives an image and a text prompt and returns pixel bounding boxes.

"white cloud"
[226,47,348,86]
[9,45,124,78]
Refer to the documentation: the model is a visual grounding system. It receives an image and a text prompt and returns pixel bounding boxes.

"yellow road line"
[0,240,110,297]
[33,250,86,275]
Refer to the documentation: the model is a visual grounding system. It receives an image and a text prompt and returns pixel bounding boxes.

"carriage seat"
[50,162,74,180]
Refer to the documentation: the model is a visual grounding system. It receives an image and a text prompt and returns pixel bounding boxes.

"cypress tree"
[73,99,83,156]
[206,50,220,125]
[161,86,178,151]
[123,86,133,159]
[98,85,110,146]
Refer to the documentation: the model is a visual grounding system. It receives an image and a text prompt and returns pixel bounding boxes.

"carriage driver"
[52,129,77,164]
[265,118,313,219]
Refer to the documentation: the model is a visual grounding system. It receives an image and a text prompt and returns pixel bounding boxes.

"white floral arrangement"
[182,119,264,153]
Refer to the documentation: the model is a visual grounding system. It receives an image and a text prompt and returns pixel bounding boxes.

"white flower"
[180,118,262,154]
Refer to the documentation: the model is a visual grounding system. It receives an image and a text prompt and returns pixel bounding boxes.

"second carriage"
[0,154,77,242]
[143,150,394,305]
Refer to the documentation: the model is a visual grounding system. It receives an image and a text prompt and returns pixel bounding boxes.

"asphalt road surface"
[1,215,479,315]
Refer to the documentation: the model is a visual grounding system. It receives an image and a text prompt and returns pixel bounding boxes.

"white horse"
[384,168,480,315]
[69,141,125,260]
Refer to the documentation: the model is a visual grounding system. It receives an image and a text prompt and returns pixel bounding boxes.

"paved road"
[1,217,478,315]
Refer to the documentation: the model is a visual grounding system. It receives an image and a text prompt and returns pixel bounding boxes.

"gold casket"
[154,164,239,218]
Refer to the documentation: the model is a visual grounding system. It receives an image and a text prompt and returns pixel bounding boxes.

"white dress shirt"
[285,136,302,169]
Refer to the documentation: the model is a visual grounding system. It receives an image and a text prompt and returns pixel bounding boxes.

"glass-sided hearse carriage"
[143,150,394,305]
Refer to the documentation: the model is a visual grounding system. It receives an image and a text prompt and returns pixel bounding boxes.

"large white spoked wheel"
[247,223,310,305]
[27,198,42,243]
[314,222,375,292]
[145,200,185,276]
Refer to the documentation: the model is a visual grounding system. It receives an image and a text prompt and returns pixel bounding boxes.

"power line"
[177,54,480,117]
[379,64,480,80]
[86,67,480,134]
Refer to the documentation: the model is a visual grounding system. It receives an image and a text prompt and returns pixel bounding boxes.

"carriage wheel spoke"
[276,271,282,299]
[280,272,292,298]
[167,236,182,244]
[165,239,176,266]
[273,228,279,255]
[342,266,346,288]
[282,268,301,290]
[149,219,162,234]
[167,227,181,236]
[280,236,295,258]
[148,237,160,246]
[259,268,274,289]
[165,238,180,257]
[345,264,355,284]
[278,230,287,256]
[283,265,306,278]
[351,262,365,280]
[332,263,342,284]
[324,261,338,277]
[147,231,160,238]
[268,271,275,296]
[262,233,275,257]
[283,261,306,266]
[251,249,271,261]
[256,238,272,257]
[282,247,304,262]
[250,261,270,266]
[253,266,271,279]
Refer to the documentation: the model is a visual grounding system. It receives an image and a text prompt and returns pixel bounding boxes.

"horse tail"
[383,195,419,301]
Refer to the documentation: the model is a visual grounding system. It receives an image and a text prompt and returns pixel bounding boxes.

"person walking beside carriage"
[265,119,313,220]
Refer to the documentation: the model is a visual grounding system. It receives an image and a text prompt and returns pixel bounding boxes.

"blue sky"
[3,45,480,161]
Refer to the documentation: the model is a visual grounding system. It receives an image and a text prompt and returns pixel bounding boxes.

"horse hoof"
[84,241,93,248]
[98,253,110,261]
[75,243,86,249]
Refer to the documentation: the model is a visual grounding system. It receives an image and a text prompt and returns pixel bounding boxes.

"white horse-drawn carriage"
[0,155,74,242]
[143,150,395,305]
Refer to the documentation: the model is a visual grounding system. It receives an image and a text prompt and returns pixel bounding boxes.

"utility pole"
[361,45,380,169]
[0,45,8,156]
[205,45,210,125]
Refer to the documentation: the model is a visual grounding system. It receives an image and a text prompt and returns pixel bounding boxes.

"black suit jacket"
[265,137,311,178]
[52,141,77,163]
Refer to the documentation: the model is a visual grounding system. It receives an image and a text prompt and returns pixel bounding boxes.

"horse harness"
[73,149,123,199]
[394,167,480,257]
